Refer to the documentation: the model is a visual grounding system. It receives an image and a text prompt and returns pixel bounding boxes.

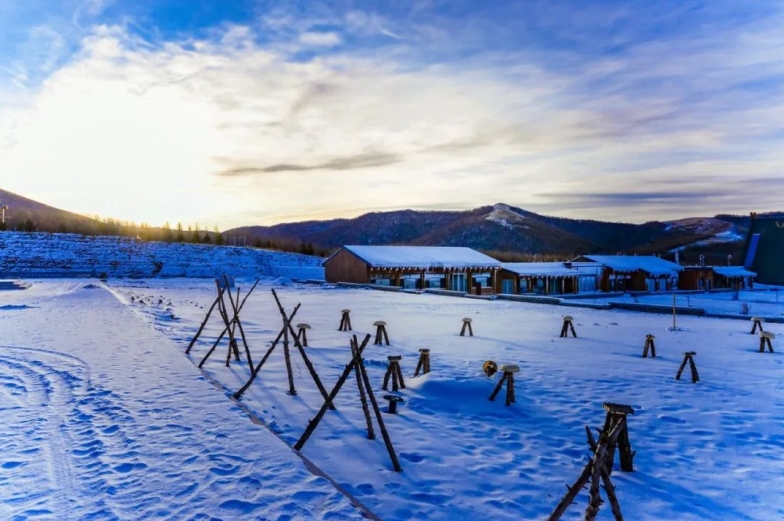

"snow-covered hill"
[0,232,325,279]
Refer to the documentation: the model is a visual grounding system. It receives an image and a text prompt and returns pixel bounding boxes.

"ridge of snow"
[0,232,324,279]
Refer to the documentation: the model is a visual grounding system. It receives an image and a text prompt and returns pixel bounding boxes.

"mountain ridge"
[225,202,754,263]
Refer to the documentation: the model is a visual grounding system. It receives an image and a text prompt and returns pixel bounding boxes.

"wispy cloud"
[2,2,784,227]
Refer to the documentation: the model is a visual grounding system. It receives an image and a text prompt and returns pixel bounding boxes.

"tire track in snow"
[0,347,88,517]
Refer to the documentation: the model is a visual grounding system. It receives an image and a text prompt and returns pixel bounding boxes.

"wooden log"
[489,373,508,401]
[197,326,227,368]
[687,355,700,383]
[233,304,300,399]
[617,417,635,472]
[285,320,334,409]
[356,345,403,472]
[352,338,375,440]
[585,425,597,452]
[294,334,371,451]
[547,462,593,521]
[600,468,625,521]
[185,287,224,354]
[584,450,603,521]
[225,276,255,370]
[675,355,689,380]
[282,316,296,395]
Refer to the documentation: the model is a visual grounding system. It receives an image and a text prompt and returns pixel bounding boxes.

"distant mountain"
[0,188,98,233]
[226,203,753,262]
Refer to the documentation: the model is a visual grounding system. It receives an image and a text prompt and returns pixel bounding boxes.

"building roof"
[713,266,757,278]
[580,255,683,276]
[339,245,502,269]
[502,262,588,277]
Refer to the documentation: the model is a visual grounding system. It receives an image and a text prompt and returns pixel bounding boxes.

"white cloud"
[2,10,784,228]
[298,31,342,47]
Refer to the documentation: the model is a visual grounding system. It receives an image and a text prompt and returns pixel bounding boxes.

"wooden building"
[574,255,682,293]
[678,266,756,290]
[495,262,601,295]
[678,266,714,290]
[712,266,756,289]
[323,246,502,294]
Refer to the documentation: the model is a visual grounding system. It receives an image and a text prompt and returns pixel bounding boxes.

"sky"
[1,0,783,229]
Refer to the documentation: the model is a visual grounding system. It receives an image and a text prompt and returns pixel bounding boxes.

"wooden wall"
[324,249,369,284]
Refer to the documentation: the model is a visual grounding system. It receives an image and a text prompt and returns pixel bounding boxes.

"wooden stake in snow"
[600,403,635,473]
[560,316,577,338]
[751,317,765,335]
[460,317,474,337]
[548,404,634,521]
[338,309,352,331]
[489,364,519,406]
[642,334,656,358]
[413,348,431,377]
[759,331,775,353]
[373,320,390,346]
[675,351,700,383]
[233,289,332,407]
[672,292,677,330]
[382,355,406,391]
[294,334,403,472]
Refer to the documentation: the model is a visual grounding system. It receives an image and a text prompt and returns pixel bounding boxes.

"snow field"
[115,278,784,521]
[0,282,367,520]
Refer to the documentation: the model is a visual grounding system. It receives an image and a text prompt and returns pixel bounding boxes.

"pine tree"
[214,225,224,246]
[190,224,201,243]
[175,222,185,242]
[163,222,173,242]
[202,231,212,244]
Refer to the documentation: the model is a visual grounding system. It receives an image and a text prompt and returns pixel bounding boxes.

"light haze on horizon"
[1,1,783,228]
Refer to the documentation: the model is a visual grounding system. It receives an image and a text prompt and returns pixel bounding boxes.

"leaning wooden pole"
[185,286,225,354]
[352,337,376,440]
[357,346,403,472]
[600,469,625,521]
[224,275,254,368]
[294,334,371,451]
[233,305,300,399]
[271,289,333,407]
[198,325,228,368]
[547,462,593,521]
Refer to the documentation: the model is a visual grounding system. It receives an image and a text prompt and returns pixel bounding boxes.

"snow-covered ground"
[584,290,784,318]
[0,281,367,520]
[105,278,784,521]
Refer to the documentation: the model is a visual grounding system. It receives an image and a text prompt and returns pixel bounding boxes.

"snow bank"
[0,232,325,279]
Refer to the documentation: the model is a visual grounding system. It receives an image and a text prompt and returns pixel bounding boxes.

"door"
[451,273,467,292]
[501,279,515,294]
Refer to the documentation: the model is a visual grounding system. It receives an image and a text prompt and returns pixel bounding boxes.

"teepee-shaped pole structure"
[233,289,332,407]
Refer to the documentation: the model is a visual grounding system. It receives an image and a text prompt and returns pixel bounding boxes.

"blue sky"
[1,1,783,228]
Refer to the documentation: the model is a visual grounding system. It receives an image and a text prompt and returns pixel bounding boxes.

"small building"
[712,266,756,289]
[573,255,682,292]
[678,266,714,291]
[323,245,502,294]
[496,262,601,295]
[678,266,756,290]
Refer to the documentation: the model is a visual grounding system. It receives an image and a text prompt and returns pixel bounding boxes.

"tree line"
[0,214,328,258]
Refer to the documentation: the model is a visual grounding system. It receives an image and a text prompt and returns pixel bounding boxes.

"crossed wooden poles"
[548,403,634,521]
[186,276,259,372]
[234,289,332,403]
[294,334,402,472]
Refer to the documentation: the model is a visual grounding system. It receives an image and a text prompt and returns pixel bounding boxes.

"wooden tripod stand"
[294,334,403,472]
[233,289,332,406]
